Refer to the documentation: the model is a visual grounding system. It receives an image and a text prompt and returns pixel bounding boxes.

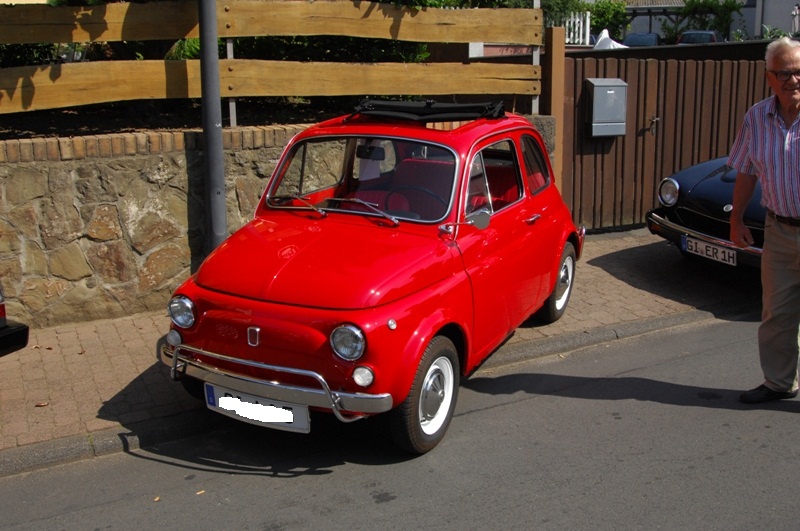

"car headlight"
[330,325,366,361]
[168,296,195,329]
[658,178,680,207]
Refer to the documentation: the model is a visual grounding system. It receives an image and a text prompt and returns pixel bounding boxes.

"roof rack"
[351,99,505,123]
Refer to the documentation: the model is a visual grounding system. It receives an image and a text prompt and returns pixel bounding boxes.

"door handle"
[525,214,541,225]
[649,115,660,136]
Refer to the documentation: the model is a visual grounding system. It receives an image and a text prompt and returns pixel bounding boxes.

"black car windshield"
[267,137,457,222]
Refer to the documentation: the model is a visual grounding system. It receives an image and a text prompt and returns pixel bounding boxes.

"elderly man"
[729,37,800,403]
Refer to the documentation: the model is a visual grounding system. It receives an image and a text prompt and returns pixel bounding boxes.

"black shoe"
[739,384,798,404]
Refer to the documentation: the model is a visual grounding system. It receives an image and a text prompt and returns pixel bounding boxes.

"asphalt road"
[3,314,798,530]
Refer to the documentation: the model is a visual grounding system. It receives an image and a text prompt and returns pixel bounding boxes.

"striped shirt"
[728,95,800,218]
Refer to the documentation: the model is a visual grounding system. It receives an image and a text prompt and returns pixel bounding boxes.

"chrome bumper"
[161,344,393,423]
[646,211,762,258]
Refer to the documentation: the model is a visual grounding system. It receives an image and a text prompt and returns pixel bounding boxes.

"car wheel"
[389,336,460,454]
[181,376,206,400]
[536,242,576,323]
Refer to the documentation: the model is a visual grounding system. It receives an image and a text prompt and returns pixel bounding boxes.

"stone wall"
[0,116,553,329]
[0,125,306,328]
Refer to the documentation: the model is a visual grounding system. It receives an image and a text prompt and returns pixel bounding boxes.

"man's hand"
[729,172,758,248]
[730,217,754,248]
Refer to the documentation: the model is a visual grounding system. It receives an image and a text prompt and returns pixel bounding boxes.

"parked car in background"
[646,157,763,268]
[622,33,661,47]
[0,286,29,358]
[677,30,724,44]
[160,99,585,454]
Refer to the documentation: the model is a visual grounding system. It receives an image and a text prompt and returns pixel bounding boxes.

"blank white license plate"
[204,383,310,433]
[682,236,737,266]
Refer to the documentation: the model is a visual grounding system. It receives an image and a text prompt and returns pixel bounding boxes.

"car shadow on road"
[464,372,800,413]
[96,337,412,475]
[585,238,761,318]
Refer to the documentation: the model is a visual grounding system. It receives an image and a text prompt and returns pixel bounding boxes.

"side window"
[482,140,522,212]
[521,135,550,194]
[466,153,491,215]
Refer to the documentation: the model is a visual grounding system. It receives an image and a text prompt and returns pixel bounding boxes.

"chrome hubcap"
[421,369,446,421]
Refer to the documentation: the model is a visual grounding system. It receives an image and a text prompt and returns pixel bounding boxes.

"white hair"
[765,37,800,64]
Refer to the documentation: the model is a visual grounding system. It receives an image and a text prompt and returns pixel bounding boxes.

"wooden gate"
[561,43,770,231]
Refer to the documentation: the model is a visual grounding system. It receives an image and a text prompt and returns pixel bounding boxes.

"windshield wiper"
[326,197,400,226]
[268,194,326,217]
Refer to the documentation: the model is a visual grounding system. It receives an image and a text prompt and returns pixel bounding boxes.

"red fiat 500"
[161,100,584,453]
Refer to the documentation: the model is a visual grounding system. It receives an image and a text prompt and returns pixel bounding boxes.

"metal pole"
[198,0,227,253]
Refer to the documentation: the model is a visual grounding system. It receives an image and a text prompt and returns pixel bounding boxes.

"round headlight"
[330,325,365,361]
[168,296,195,329]
[658,178,680,207]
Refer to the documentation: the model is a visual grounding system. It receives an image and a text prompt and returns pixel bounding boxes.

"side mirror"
[439,209,490,234]
[468,210,491,230]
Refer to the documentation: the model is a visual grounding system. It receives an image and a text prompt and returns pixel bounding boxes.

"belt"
[768,210,800,227]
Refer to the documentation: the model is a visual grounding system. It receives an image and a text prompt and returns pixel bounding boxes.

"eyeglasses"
[768,69,800,81]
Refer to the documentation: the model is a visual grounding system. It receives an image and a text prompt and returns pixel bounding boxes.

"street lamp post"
[198,0,227,253]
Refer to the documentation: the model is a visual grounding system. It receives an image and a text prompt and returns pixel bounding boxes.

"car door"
[454,135,544,358]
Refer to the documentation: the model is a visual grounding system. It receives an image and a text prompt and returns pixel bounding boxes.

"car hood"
[679,158,764,225]
[195,216,457,309]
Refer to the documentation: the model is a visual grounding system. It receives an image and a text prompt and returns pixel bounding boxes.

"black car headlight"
[330,325,366,361]
[658,178,680,207]
[168,296,196,329]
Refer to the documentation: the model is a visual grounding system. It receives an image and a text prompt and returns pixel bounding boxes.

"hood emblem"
[723,204,733,213]
[248,327,261,347]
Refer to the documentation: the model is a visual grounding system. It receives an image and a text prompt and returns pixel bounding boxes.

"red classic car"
[161,100,584,453]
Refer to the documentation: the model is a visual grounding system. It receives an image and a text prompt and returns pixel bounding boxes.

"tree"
[540,0,586,28]
[589,0,628,41]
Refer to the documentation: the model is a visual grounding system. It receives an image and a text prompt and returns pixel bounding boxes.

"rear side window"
[466,140,523,214]
[521,135,550,194]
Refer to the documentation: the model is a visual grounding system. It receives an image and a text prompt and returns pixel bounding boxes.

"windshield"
[266,136,457,222]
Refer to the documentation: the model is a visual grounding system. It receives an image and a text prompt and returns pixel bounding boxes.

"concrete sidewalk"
[0,229,763,477]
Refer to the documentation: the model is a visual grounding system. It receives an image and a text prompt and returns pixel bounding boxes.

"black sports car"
[646,157,764,268]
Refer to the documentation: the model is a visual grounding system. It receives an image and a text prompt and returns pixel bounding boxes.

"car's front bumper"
[646,209,762,268]
[160,343,394,424]
[0,320,29,358]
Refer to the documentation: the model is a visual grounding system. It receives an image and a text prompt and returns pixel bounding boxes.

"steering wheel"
[385,186,448,210]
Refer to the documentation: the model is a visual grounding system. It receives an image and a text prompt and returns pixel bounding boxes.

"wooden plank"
[660,60,680,179]
[580,58,598,229]
[639,59,659,222]
[224,60,540,97]
[717,60,734,156]
[0,1,199,44]
[679,60,698,169]
[562,57,576,219]
[601,57,620,228]
[225,1,542,44]
[0,0,542,45]
[697,60,715,160]
[0,59,540,113]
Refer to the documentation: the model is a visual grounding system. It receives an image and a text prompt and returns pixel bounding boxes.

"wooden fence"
[562,43,771,230]
[0,0,543,113]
